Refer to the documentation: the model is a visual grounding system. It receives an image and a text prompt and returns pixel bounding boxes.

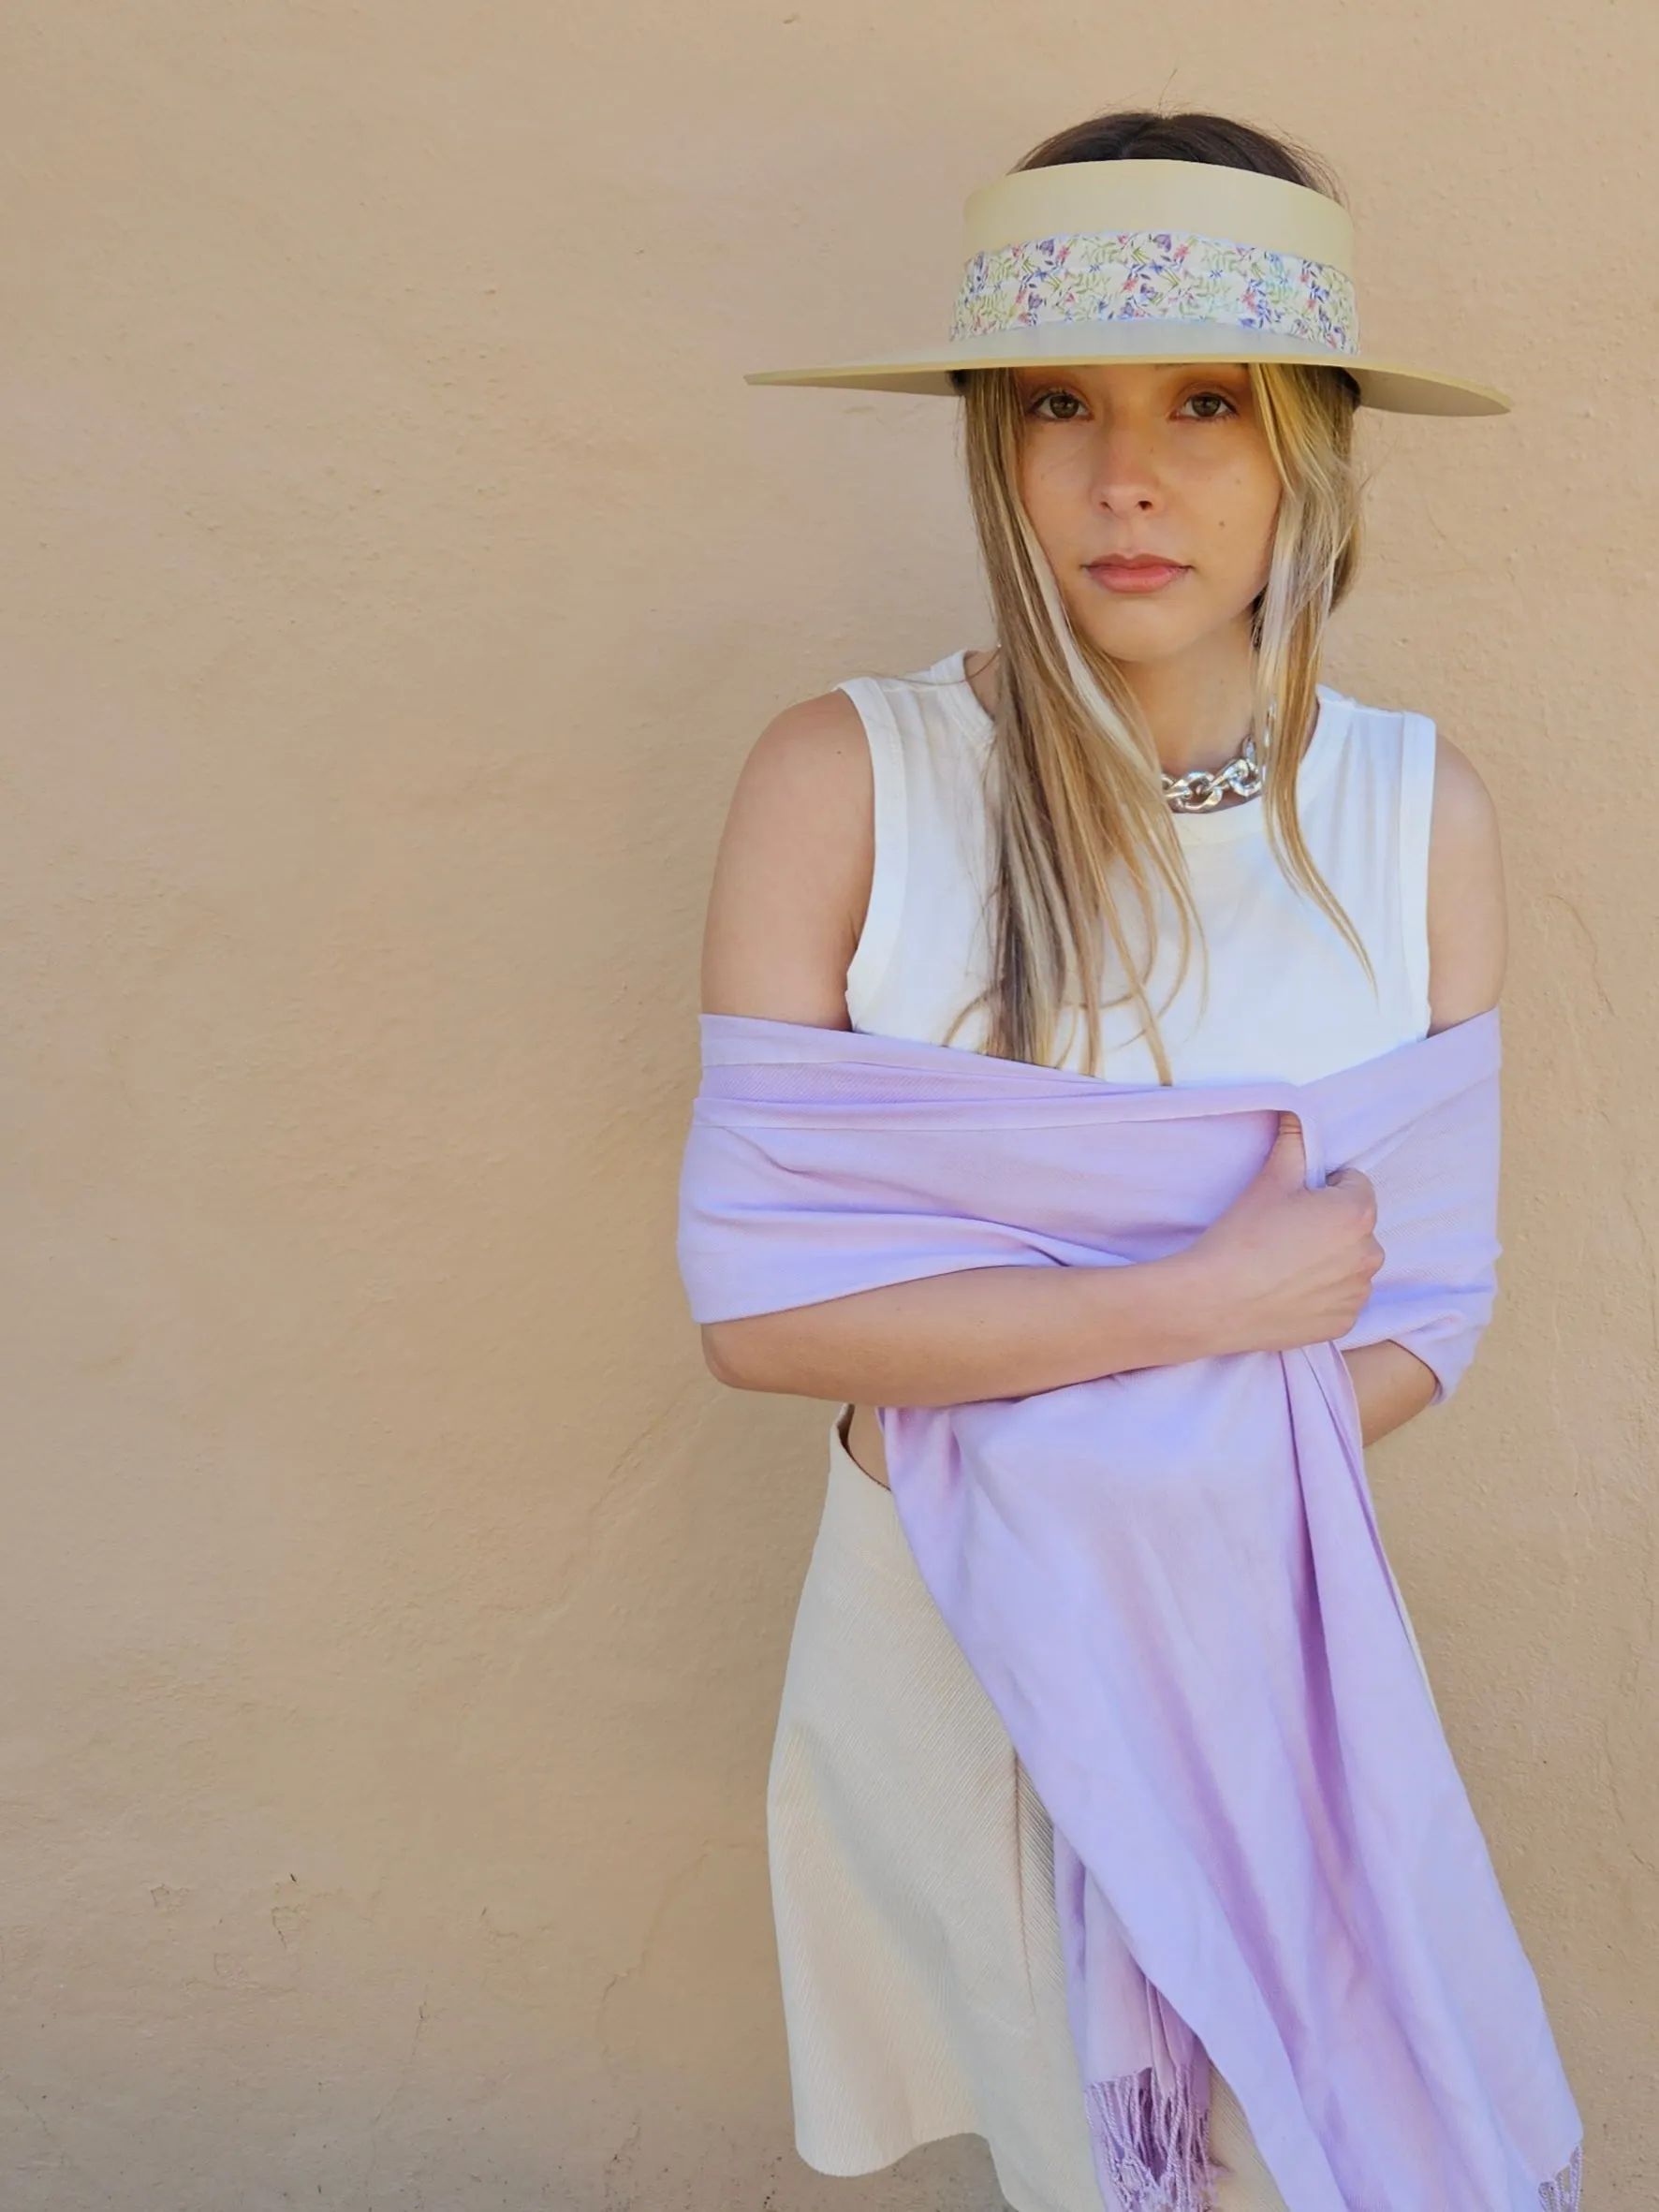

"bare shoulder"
[730,687,871,816]
[1426,732,1506,1032]
[699,688,874,1026]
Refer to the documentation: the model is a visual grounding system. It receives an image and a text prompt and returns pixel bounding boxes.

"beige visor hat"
[748,158,1509,417]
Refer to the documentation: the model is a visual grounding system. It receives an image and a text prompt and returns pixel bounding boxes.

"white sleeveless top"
[839,648,1436,1083]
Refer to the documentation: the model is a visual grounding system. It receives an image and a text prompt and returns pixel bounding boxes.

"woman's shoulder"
[717,682,875,912]
[1320,685,1495,813]
[1424,729,1504,1021]
[1299,684,1502,1026]
[743,683,871,785]
[741,646,992,799]
[1316,685,1495,821]
[699,649,991,1023]
[744,640,980,741]
[698,686,874,1026]
[1353,702,1504,1028]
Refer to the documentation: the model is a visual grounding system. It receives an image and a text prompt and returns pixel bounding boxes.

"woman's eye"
[1179,390,1238,420]
[1029,388,1087,421]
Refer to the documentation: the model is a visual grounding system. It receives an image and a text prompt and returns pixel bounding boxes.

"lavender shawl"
[678,1007,1584,2212]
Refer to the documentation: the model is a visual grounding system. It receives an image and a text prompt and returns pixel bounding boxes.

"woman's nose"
[1088,424,1162,514]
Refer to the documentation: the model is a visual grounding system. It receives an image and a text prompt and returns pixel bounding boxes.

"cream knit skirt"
[767,1411,1442,2212]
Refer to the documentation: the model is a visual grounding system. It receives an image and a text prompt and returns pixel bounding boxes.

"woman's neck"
[1120,627,1258,779]
[966,624,1259,780]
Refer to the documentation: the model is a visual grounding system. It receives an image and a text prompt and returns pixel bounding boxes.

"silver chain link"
[1161,732,1264,813]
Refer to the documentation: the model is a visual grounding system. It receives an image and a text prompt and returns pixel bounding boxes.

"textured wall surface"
[0,4,1653,2207]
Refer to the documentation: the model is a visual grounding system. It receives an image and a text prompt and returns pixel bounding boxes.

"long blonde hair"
[934,110,1372,1078]
[953,357,1366,1080]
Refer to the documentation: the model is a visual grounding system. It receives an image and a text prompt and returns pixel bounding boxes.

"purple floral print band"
[949,228,1360,356]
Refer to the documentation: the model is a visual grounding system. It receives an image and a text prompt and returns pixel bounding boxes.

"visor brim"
[745,321,1510,417]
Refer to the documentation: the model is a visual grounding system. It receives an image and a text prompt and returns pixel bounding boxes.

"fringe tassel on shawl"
[1088,2072,1582,2212]
[1539,2141,1583,2211]
[1084,2067,1218,2212]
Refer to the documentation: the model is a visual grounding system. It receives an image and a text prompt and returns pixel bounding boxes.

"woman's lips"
[1086,558,1189,595]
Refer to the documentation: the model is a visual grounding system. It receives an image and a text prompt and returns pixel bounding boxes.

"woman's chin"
[1070,613,1214,668]
[1064,593,1254,671]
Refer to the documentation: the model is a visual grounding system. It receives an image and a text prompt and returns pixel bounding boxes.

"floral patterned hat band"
[951,229,1358,358]
[747,158,1510,419]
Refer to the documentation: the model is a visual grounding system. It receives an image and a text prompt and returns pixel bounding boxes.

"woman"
[691,111,1574,2212]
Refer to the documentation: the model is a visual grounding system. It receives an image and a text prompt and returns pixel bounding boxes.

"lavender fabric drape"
[678,1007,1582,2212]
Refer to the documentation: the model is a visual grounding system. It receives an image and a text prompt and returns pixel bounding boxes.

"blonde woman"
[693,111,1566,2212]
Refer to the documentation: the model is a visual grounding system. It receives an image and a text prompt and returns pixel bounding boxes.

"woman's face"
[1013,360,1283,669]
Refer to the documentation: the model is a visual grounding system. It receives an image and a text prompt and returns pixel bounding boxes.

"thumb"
[1326,1165,1373,1205]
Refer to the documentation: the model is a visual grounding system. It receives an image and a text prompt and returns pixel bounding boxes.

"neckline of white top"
[933,647,1349,845]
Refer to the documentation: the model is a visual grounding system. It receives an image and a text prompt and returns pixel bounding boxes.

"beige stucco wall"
[1,5,1652,2206]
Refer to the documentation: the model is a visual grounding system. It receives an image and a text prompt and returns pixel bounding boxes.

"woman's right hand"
[1180,1114,1383,1356]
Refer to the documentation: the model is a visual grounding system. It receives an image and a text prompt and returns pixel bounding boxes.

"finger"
[1267,1112,1307,1184]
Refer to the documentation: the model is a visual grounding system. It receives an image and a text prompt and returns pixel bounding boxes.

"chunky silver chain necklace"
[1162,731,1264,813]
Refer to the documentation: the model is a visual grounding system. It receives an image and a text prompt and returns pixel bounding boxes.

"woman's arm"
[1343,1340,1438,1447]
[705,1253,1227,1402]
[699,692,1210,1397]
[1343,732,1507,1446]
[700,697,1385,1404]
